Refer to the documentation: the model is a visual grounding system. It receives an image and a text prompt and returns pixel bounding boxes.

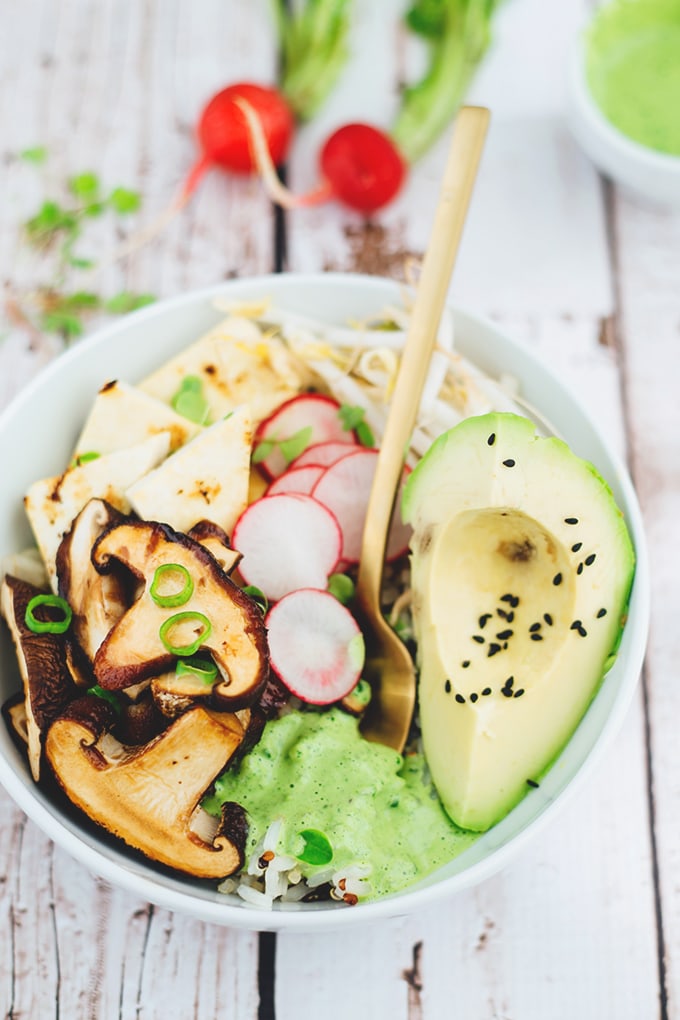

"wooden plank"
[0,0,668,1017]
[279,2,659,1018]
[0,0,275,1015]
[613,188,680,1019]
[0,0,278,412]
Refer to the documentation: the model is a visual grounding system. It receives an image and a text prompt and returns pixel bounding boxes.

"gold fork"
[357,105,490,752]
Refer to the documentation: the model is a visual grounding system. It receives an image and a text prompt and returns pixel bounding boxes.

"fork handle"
[357,106,490,605]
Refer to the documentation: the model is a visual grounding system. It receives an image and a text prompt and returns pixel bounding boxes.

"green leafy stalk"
[273,0,354,120]
[392,0,502,165]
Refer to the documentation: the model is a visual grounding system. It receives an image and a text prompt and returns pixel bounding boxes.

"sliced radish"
[252,394,355,479]
[266,464,324,496]
[290,440,359,470]
[311,448,412,565]
[266,588,365,705]
[232,493,341,602]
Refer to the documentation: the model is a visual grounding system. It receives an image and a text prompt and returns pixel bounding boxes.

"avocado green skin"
[402,413,635,832]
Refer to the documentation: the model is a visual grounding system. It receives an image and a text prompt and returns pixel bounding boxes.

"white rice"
[219,818,374,909]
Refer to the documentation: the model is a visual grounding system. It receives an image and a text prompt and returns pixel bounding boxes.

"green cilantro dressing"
[203,708,477,900]
[586,0,680,155]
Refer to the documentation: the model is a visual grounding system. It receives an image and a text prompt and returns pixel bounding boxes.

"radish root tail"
[234,97,332,210]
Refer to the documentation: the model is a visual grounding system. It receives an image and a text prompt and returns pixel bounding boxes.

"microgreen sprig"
[11,150,154,344]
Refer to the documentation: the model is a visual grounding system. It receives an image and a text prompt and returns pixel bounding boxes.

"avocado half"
[401,413,635,832]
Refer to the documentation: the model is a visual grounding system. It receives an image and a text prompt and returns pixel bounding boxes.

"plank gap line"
[605,178,670,1020]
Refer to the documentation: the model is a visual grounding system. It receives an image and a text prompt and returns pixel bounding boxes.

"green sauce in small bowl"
[586,0,680,156]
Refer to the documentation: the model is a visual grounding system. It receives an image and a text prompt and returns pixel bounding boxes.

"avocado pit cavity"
[430,507,572,701]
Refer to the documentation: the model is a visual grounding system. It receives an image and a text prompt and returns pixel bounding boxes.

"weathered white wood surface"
[0,1,675,1018]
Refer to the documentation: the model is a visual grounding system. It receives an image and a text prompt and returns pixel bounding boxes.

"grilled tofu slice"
[25,432,171,591]
[126,405,252,537]
[74,379,201,457]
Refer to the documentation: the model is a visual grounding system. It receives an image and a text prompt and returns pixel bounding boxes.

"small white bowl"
[567,35,680,206]
[0,274,650,932]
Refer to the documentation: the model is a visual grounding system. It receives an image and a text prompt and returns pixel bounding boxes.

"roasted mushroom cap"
[91,520,269,707]
[1,575,76,780]
[2,692,29,747]
[187,520,242,576]
[45,697,247,878]
[56,498,129,683]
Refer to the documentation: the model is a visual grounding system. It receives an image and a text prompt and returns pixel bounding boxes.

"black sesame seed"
[470,692,479,703]
[506,611,515,623]
[497,608,509,620]
[511,596,520,608]
[530,632,543,641]
[514,688,525,698]
[564,517,579,525]
[503,676,514,688]
[462,660,471,668]
[570,620,582,630]
[502,458,516,467]
[502,688,513,698]
[597,608,607,619]
[526,778,539,788]
[455,693,466,704]
[478,613,492,628]
[577,562,584,575]
[553,573,563,586]
[578,625,587,637]
[487,643,502,657]
[472,634,485,644]
[500,593,515,603]
[529,622,541,633]
[444,679,452,694]
[482,687,492,696]
[487,433,496,446]
[496,629,513,640]
[543,613,553,626]
[585,553,596,566]
[503,642,508,650]
[571,542,583,552]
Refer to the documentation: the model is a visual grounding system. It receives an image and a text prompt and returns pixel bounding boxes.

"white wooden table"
[0,1,677,1017]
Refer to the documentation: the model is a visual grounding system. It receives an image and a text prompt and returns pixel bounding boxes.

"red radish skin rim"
[266,465,325,496]
[253,393,356,480]
[266,588,365,705]
[232,493,342,602]
[311,448,412,565]
[290,441,360,470]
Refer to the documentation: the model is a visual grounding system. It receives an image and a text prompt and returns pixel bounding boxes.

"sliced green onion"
[252,439,275,464]
[328,572,355,605]
[24,594,72,635]
[179,375,202,394]
[87,684,121,715]
[176,656,218,684]
[242,585,268,612]
[171,375,211,424]
[150,563,194,608]
[159,611,212,657]
[338,404,374,447]
[346,678,372,708]
[296,829,333,866]
[70,450,101,468]
[279,425,313,464]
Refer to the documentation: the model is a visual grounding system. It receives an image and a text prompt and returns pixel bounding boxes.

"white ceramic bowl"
[0,274,650,932]
[567,36,680,206]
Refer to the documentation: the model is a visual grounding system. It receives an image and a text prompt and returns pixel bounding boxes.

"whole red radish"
[237,100,408,215]
[319,123,406,214]
[183,83,295,198]
[112,81,297,260]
